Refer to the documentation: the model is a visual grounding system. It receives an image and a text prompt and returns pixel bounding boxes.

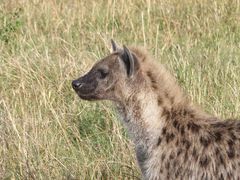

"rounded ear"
[111,39,121,52]
[121,45,140,77]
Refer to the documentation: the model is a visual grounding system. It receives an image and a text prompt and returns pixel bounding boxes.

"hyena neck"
[114,72,207,149]
[115,87,188,146]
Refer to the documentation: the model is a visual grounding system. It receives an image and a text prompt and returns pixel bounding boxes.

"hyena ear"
[121,45,139,77]
[111,39,121,52]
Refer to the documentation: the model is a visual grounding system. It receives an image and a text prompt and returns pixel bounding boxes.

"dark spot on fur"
[142,57,146,62]
[173,120,180,131]
[213,131,222,142]
[182,139,191,150]
[180,126,185,135]
[192,147,197,160]
[175,167,182,178]
[167,172,170,179]
[177,148,183,156]
[230,132,237,141]
[200,136,211,148]
[186,109,196,118]
[169,151,175,160]
[171,109,177,117]
[165,91,169,98]
[182,109,187,116]
[199,155,210,168]
[161,153,166,161]
[157,137,162,146]
[162,127,167,135]
[227,139,234,147]
[146,71,152,79]
[157,96,163,106]
[190,113,195,118]
[184,152,188,162]
[227,147,235,159]
[166,133,175,143]
[187,122,200,133]
[216,148,226,167]
[147,71,157,89]
[227,126,234,131]
[110,85,115,92]
[162,108,170,118]
[160,168,163,173]
[173,120,178,127]
[212,122,225,128]
[152,84,158,90]
[219,154,225,167]
[165,161,170,169]
[219,173,224,180]
[175,139,179,146]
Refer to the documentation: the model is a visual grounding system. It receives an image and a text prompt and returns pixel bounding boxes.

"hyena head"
[72,40,141,102]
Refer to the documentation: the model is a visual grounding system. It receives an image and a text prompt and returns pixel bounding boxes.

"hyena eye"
[98,69,109,79]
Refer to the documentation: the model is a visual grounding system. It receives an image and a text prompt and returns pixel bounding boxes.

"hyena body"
[72,41,240,179]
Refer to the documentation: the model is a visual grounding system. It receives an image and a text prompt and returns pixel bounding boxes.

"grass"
[0,0,240,179]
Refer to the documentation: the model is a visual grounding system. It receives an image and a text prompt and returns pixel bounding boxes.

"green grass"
[0,0,240,179]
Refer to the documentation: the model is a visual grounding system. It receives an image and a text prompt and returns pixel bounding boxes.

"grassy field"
[0,0,240,179]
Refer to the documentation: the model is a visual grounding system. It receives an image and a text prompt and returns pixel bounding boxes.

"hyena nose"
[72,80,82,90]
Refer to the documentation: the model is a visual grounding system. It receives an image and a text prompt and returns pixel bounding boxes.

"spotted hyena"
[72,40,240,179]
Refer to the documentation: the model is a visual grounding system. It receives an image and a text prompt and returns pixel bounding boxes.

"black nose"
[72,80,82,90]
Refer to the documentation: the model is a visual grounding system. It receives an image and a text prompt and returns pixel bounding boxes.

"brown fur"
[72,42,240,180]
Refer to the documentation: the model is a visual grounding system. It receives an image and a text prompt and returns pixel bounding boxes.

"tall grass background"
[0,0,240,179]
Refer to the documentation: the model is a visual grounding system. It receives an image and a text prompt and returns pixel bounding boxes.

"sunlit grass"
[0,0,240,179]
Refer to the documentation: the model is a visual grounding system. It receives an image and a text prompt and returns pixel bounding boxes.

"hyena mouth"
[76,92,100,101]
[72,79,98,97]
[72,86,96,99]
[72,85,97,101]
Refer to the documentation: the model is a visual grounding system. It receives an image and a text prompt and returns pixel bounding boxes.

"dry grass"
[0,0,240,179]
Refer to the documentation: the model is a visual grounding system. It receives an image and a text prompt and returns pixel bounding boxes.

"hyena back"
[72,40,240,179]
